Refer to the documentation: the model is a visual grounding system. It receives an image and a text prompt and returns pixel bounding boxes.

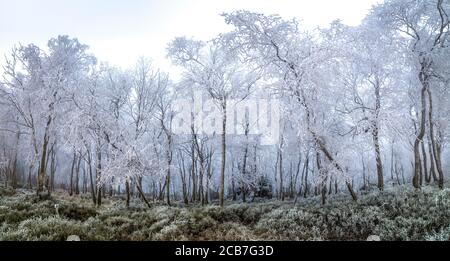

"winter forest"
[0,0,449,241]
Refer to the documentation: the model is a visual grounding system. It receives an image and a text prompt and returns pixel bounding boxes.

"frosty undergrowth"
[0,186,448,241]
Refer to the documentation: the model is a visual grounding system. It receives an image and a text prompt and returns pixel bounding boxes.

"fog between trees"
[0,0,449,208]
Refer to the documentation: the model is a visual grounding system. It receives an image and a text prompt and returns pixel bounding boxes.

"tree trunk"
[373,126,384,190]
[328,176,333,195]
[179,153,189,205]
[372,79,384,191]
[335,178,338,194]
[96,146,102,206]
[49,146,56,192]
[165,131,173,206]
[294,155,304,204]
[401,165,406,185]
[413,65,429,189]
[69,152,76,196]
[390,141,395,186]
[413,88,427,189]
[136,182,152,208]
[206,151,213,204]
[191,142,197,203]
[362,155,367,190]
[274,149,279,199]
[278,138,284,201]
[421,141,428,185]
[303,156,309,198]
[11,129,20,189]
[241,131,249,203]
[166,160,171,206]
[231,170,236,201]
[27,165,33,189]
[317,152,327,205]
[427,135,437,183]
[198,157,205,204]
[314,135,358,201]
[427,88,444,189]
[219,102,227,207]
[435,139,444,189]
[87,149,96,205]
[82,163,87,194]
[37,133,49,194]
[37,115,52,195]
[125,179,131,207]
[75,154,81,195]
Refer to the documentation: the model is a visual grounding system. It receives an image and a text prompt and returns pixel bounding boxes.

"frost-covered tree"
[221,11,358,200]
[2,36,96,195]
[167,37,260,206]
[370,0,450,189]
[0,0,448,210]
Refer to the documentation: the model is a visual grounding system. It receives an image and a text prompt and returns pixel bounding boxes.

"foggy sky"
[0,0,382,74]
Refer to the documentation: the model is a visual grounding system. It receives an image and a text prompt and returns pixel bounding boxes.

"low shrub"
[0,186,448,241]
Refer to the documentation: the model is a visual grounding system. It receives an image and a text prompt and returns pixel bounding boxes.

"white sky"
[0,0,383,75]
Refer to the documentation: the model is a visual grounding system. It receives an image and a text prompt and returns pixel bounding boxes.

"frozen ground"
[0,185,449,241]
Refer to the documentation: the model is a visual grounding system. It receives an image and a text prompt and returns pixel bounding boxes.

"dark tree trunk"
[362,155,367,190]
[413,64,429,189]
[11,130,20,189]
[87,149,96,205]
[179,154,189,205]
[191,142,197,203]
[303,156,309,198]
[427,88,444,189]
[136,182,152,208]
[219,102,227,207]
[372,78,384,191]
[317,152,327,205]
[421,141,428,185]
[165,131,173,206]
[75,154,81,195]
[96,146,102,206]
[125,179,131,207]
[49,146,56,192]
[37,128,50,194]
[69,152,76,196]
[427,135,437,183]
[279,140,284,201]
[241,127,249,203]
[390,141,395,185]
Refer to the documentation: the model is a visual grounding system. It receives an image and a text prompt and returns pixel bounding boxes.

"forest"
[0,0,449,241]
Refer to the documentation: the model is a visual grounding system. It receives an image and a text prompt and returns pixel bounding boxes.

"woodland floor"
[0,185,449,241]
